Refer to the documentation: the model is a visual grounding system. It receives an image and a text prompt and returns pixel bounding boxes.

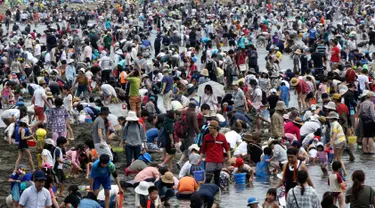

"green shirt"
[104,35,112,46]
[128,77,141,96]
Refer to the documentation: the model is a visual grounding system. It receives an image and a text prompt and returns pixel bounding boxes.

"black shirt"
[267,94,279,110]
[311,52,324,68]
[64,193,81,208]
[369,30,375,42]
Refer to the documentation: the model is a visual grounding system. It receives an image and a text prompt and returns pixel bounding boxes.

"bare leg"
[25,150,35,172]
[13,151,23,173]
[362,137,368,153]
[368,138,374,153]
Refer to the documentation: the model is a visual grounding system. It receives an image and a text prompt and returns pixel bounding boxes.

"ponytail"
[351,170,365,201]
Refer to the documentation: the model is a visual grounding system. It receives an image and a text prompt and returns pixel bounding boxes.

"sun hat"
[33,170,47,181]
[161,171,175,184]
[294,49,302,55]
[135,181,151,196]
[99,107,110,115]
[324,101,336,110]
[141,153,152,163]
[18,164,27,174]
[38,79,46,85]
[326,111,339,120]
[79,68,85,73]
[339,87,348,95]
[332,93,341,100]
[316,142,324,148]
[283,113,290,120]
[188,144,200,152]
[311,104,317,111]
[45,139,55,146]
[234,157,244,167]
[247,197,259,205]
[232,81,239,86]
[290,77,300,87]
[275,101,287,111]
[292,117,304,126]
[200,68,209,77]
[68,59,75,64]
[360,90,369,98]
[243,134,255,142]
[126,111,139,121]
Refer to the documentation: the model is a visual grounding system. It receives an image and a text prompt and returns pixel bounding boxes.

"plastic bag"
[255,155,270,177]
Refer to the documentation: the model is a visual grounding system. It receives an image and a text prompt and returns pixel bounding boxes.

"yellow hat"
[332,93,341,100]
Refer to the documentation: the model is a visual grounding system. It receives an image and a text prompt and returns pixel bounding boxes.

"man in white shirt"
[83,41,92,62]
[32,79,52,130]
[34,39,41,59]
[225,129,242,149]
[101,84,119,103]
[19,170,52,208]
[357,70,370,92]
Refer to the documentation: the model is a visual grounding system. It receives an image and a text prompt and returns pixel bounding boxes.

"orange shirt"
[177,177,199,193]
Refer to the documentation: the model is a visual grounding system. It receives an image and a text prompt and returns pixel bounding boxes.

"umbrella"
[197,81,224,97]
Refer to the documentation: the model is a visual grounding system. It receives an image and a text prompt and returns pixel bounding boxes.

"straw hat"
[243,134,255,142]
[294,49,302,55]
[126,111,139,121]
[135,181,151,196]
[324,101,336,110]
[73,97,81,102]
[161,172,174,184]
[292,117,304,126]
[200,68,209,77]
[290,78,300,87]
[326,111,339,120]
[275,101,287,111]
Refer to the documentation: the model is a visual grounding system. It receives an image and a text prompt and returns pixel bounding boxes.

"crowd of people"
[2,0,375,207]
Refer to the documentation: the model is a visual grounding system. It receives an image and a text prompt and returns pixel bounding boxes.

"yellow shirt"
[276,51,283,60]
[36,128,47,141]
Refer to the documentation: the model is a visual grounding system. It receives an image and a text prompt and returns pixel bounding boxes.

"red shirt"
[296,79,309,94]
[336,103,349,115]
[331,46,340,62]
[284,122,301,140]
[201,133,230,163]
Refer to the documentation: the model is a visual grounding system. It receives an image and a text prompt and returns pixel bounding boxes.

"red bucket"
[27,140,36,147]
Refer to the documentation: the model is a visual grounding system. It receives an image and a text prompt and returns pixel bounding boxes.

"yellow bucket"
[348,136,357,144]
[112,146,124,153]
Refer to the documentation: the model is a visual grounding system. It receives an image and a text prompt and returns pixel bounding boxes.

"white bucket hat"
[135,181,151,196]
[324,101,336,110]
[126,111,139,121]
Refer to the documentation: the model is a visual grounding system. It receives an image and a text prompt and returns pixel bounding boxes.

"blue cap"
[141,153,152,163]
[33,170,47,181]
[16,101,24,107]
[247,197,259,205]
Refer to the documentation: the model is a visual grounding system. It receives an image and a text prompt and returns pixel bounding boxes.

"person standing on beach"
[92,107,113,161]
[198,120,231,186]
[31,79,52,131]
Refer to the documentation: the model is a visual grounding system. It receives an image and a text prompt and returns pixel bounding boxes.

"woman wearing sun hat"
[290,77,310,112]
[326,111,347,176]
[155,171,175,207]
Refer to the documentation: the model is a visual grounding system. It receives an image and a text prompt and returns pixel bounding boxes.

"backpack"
[194,124,209,147]
[174,112,189,139]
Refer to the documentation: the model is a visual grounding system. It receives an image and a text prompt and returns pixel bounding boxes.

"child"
[230,158,255,183]
[148,186,162,208]
[13,117,35,173]
[8,165,26,208]
[328,161,346,208]
[316,142,328,176]
[308,144,318,164]
[61,185,81,208]
[262,188,280,208]
[36,124,47,168]
[2,82,11,108]
[279,82,290,107]
[54,136,68,197]
[247,197,260,208]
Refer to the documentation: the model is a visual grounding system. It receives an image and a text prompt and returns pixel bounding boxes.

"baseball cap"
[234,158,244,167]
[208,120,219,129]
[33,170,47,181]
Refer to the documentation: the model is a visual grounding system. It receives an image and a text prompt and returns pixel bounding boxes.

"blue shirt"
[146,128,158,143]
[65,65,76,81]
[280,86,289,98]
[230,112,250,126]
[79,198,102,208]
[9,172,20,190]
[90,160,116,178]
[162,75,173,94]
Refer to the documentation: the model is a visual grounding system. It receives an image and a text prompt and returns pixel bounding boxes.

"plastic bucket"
[233,173,246,184]
[193,170,205,182]
[112,146,124,153]
[27,140,36,147]
[348,136,357,144]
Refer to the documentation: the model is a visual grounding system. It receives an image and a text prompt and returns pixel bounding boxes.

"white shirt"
[19,185,52,208]
[178,161,192,178]
[63,94,72,112]
[300,121,320,137]
[98,185,119,201]
[224,130,242,149]
[34,44,41,56]
[1,109,20,120]
[107,114,119,129]
[101,84,117,97]
[233,141,248,156]
[33,87,47,107]
[357,74,369,91]
[83,45,92,61]
[171,100,183,111]
[41,149,54,167]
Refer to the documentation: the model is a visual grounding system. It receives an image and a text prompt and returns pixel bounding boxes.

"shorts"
[205,162,223,173]
[34,106,45,121]
[333,141,346,149]
[165,143,176,155]
[330,192,342,197]
[129,96,141,113]
[99,195,116,208]
[93,176,111,191]
[54,169,65,184]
